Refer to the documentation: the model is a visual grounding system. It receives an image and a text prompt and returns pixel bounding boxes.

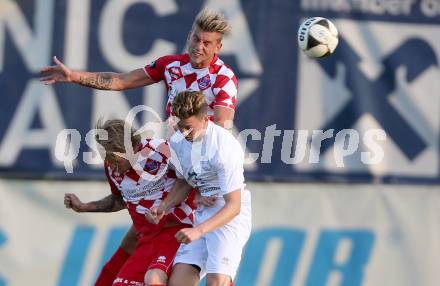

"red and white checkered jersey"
[104,138,195,227]
[144,53,238,119]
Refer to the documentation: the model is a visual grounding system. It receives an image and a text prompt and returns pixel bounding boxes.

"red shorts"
[113,224,189,286]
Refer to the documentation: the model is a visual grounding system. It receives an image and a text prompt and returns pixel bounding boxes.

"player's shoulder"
[156,53,190,66]
[211,123,241,149]
[211,56,236,76]
[103,160,110,169]
[169,131,186,150]
[209,124,244,164]
[140,138,170,158]
[142,137,167,147]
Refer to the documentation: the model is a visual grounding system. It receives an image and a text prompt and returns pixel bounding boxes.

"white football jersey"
[169,121,251,216]
[170,122,252,275]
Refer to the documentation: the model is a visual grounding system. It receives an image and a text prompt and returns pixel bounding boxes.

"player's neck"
[189,55,216,69]
[189,121,210,143]
[190,60,210,69]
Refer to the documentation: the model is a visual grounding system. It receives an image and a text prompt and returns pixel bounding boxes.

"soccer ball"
[298,17,339,58]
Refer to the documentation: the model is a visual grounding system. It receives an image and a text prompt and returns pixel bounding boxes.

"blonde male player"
[65,119,196,286]
[147,91,252,286]
[43,9,238,285]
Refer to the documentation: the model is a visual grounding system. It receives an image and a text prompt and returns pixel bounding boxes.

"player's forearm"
[86,194,126,212]
[71,71,124,90]
[162,179,192,211]
[196,199,240,235]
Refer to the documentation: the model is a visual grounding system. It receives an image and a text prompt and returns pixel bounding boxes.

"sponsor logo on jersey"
[221,257,230,266]
[157,255,166,263]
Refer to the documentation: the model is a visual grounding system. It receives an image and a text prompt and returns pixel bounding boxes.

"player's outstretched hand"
[64,193,87,212]
[175,228,203,244]
[194,195,217,207]
[145,206,165,224]
[40,56,73,85]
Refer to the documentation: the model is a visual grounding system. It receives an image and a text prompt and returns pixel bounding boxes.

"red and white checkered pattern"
[105,138,195,226]
[144,53,238,118]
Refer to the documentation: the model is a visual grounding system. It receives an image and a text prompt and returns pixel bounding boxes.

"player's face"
[177,115,209,142]
[188,27,222,68]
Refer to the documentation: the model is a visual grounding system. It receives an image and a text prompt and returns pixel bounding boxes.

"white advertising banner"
[0,180,439,286]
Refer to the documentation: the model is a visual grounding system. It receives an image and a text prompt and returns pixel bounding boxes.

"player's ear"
[215,41,223,53]
[132,144,139,154]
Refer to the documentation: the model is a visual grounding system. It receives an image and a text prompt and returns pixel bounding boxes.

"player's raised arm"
[64,193,126,213]
[40,56,156,90]
[214,106,235,129]
[212,65,237,128]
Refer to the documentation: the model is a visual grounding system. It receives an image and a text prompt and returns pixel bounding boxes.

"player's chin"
[189,54,204,63]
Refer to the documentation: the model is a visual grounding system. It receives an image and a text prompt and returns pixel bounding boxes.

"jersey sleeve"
[216,139,245,196]
[169,132,186,179]
[212,66,238,110]
[168,161,184,179]
[143,55,173,82]
[104,164,119,196]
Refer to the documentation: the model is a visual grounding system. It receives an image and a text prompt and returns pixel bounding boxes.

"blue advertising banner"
[0,0,439,183]
[1,180,439,285]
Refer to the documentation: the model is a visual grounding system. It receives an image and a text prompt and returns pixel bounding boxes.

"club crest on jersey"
[197,74,211,90]
[143,159,160,175]
[168,67,183,80]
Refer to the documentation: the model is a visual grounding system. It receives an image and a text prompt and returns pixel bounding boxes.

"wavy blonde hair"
[172,91,207,119]
[192,8,231,38]
[95,119,140,163]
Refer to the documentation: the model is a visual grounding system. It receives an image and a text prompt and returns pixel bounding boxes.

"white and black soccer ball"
[298,17,339,58]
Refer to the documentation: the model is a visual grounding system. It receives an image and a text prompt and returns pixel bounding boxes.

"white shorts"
[173,191,252,280]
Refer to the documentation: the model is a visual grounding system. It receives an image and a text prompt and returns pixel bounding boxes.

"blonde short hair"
[172,91,207,119]
[192,8,231,37]
[95,119,140,162]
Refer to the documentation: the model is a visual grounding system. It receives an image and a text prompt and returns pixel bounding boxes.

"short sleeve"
[212,66,238,110]
[104,164,119,196]
[217,140,245,196]
[143,55,173,82]
[169,161,184,179]
[175,169,185,179]
[169,132,186,179]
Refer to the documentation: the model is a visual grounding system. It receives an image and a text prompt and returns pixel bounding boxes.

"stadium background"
[1,0,439,285]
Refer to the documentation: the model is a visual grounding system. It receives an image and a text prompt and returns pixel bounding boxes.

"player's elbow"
[112,73,131,90]
[231,202,241,217]
[111,81,126,91]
